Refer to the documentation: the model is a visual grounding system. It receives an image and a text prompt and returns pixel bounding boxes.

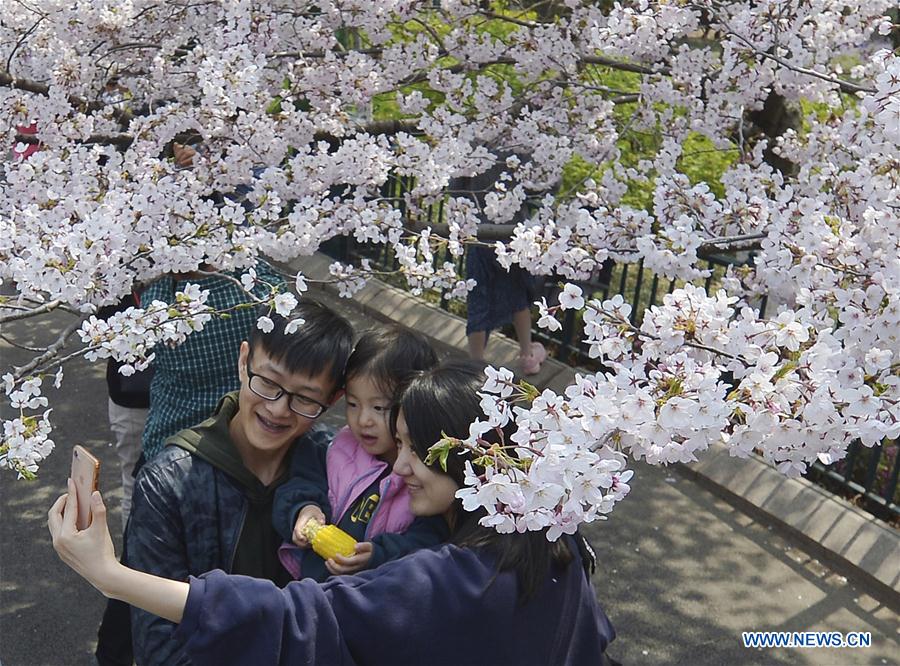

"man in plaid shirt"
[139,261,284,461]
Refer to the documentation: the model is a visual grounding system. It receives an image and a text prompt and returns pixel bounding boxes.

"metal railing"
[319,177,899,523]
[806,440,899,523]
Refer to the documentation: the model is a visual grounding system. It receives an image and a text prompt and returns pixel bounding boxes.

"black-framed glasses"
[245,357,329,419]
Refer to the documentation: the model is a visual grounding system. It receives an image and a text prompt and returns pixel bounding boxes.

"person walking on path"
[465,244,546,375]
[138,261,285,462]
[451,156,547,376]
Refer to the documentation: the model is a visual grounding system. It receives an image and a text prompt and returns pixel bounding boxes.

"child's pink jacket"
[277,427,416,579]
[326,426,415,535]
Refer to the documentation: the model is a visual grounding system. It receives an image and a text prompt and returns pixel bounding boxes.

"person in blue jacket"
[49,360,618,666]
[126,300,353,665]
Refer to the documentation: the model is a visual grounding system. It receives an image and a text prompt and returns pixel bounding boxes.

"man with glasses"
[126,299,354,666]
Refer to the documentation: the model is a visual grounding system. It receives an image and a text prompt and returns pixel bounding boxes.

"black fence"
[319,180,899,524]
[806,440,899,523]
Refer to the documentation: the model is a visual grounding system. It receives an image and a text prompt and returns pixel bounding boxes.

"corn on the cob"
[302,521,357,560]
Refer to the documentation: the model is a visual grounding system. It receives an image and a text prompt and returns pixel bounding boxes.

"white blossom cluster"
[865,49,900,145]
[539,283,899,477]
[451,367,634,541]
[1,0,899,538]
[78,285,214,372]
[327,261,368,299]
[1,374,57,478]
[394,229,474,297]
[1,406,54,480]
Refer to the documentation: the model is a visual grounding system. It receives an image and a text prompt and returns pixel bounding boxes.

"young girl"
[49,360,617,665]
[271,326,447,581]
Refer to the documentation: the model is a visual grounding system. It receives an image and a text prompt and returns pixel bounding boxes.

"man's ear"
[328,387,345,406]
[237,341,250,380]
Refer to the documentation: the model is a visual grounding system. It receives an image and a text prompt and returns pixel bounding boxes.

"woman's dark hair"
[395,359,572,603]
[394,359,485,484]
[344,326,438,399]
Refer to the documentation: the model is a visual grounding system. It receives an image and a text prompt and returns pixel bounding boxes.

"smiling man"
[126,300,354,666]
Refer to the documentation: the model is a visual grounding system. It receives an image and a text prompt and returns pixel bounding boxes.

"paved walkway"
[1,293,898,665]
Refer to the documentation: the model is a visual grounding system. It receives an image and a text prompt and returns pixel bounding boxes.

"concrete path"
[1,296,898,665]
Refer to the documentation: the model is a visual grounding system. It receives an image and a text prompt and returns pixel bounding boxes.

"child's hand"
[292,505,326,548]
[325,542,373,576]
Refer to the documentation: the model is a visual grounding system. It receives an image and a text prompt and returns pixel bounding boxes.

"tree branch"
[314,118,419,140]
[0,299,64,324]
[697,232,766,256]
[0,334,45,352]
[580,55,670,77]
[11,321,83,379]
[5,14,47,74]
[0,70,105,112]
[479,10,540,29]
[617,316,749,363]
[0,69,136,127]
[407,222,766,254]
[705,8,875,95]
[13,118,420,150]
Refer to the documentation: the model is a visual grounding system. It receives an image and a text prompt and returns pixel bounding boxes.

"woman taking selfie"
[49,360,617,665]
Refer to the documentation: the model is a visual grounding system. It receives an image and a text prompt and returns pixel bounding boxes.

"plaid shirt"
[140,261,284,460]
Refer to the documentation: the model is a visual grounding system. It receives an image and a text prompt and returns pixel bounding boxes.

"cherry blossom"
[1,1,898,538]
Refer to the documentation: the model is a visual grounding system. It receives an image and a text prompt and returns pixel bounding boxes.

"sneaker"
[519,342,547,376]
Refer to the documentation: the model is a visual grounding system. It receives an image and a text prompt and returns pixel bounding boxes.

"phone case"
[71,445,100,530]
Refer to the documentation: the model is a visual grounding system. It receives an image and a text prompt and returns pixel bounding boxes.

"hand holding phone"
[70,445,100,530]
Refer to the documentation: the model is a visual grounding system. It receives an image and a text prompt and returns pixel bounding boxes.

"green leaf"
[772,361,798,381]
[424,435,456,470]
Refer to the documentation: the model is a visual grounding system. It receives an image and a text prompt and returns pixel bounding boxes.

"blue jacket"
[127,393,332,666]
[173,540,616,666]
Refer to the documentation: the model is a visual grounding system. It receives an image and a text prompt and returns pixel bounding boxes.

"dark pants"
[95,550,133,665]
[94,530,134,666]
[95,454,145,666]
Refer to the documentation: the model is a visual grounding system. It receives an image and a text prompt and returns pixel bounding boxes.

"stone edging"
[295,251,900,609]
[679,445,899,608]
